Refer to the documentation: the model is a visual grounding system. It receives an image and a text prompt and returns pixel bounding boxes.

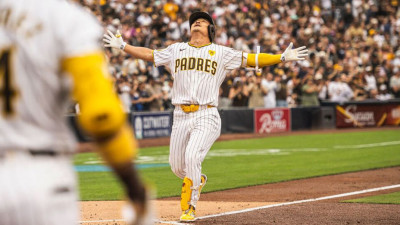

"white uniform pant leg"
[0,153,79,225]
[169,109,191,179]
[185,108,221,206]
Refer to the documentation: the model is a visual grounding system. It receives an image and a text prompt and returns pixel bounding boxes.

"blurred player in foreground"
[104,11,308,221]
[0,0,152,224]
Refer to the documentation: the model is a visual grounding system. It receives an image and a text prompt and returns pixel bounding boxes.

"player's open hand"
[280,42,308,62]
[103,30,126,50]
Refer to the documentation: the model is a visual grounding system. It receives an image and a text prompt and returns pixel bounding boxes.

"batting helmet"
[189,11,215,42]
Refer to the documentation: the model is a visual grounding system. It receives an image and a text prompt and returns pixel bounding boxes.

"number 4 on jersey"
[0,48,18,117]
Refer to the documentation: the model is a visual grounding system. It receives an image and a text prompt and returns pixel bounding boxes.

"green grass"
[75,129,400,200]
[343,192,400,204]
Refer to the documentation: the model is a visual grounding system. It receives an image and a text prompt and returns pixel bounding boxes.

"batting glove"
[103,30,127,50]
[280,42,308,62]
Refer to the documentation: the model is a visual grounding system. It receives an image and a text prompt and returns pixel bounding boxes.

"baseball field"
[76,127,400,224]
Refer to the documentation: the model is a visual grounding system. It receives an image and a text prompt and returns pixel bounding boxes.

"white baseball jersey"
[0,0,102,153]
[0,1,102,225]
[153,42,243,106]
[328,81,354,102]
[261,79,277,108]
[153,42,244,208]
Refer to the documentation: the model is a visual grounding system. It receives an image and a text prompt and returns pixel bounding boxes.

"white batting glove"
[280,42,308,62]
[103,30,127,50]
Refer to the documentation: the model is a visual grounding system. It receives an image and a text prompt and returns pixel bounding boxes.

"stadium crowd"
[77,0,400,112]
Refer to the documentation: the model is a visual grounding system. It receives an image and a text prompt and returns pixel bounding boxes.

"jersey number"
[0,48,18,117]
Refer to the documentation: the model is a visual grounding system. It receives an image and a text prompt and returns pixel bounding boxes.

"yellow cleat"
[180,205,196,222]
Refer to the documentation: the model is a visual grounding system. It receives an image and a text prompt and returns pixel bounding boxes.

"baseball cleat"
[198,174,207,198]
[180,205,196,222]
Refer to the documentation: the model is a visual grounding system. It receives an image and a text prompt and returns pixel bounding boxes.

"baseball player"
[104,11,308,221]
[0,0,152,224]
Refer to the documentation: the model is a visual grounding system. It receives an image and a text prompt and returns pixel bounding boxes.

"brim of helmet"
[189,11,214,28]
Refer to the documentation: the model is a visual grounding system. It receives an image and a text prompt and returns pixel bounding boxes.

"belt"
[29,150,58,157]
[0,150,60,160]
[179,104,214,113]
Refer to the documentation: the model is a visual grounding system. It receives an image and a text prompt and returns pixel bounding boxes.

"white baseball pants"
[0,151,78,225]
[169,106,221,205]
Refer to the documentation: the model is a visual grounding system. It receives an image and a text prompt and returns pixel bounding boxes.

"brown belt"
[180,104,214,113]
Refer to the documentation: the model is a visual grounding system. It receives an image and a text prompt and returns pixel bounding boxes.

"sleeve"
[56,1,103,58]
[222,47,243,70]
[153,44,175,67]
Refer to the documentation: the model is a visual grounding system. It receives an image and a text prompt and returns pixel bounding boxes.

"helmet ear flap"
[208,24,215,42]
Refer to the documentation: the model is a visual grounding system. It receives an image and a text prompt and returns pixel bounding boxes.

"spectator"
[316,73,329,103]
[131,82,160,111]
[261,72,277,108]
[376,84,394,101]
[116,76,132,112]
[275,74,288,107]
[364,66,378,93]
[163,0,179,21]
[328,74,354,103]
[75,0,400,113]
[130,80,143,111]
[350,77,369,101]
[247,74,265,108]
[147,77,164,111]
[287,75,302,107]
[137,12,152,27]
[219,72,234,108]
[161,79,174,110]
[122,57,147,76]
[229,78,248,107]
[390,69,400,98]
[301,77,320,106]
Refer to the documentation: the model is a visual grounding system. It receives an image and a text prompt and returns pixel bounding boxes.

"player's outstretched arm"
[103,30,154,62]
[246,42,308,67]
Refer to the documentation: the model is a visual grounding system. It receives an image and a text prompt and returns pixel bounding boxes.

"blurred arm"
[61,52,146,205]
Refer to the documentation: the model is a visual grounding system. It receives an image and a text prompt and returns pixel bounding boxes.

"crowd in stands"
[77,0,400,112]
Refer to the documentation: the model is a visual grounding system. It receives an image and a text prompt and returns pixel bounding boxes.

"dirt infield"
[79,127,400,224]
[80,166,400,225]
[192,166,400,225]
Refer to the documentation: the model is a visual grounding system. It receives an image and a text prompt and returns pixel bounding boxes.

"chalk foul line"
[196,184,400,220]
[78,218,186,225]
[79,184,400,224]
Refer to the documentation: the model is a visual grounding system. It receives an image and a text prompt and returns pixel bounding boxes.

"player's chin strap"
[246,46,262,74]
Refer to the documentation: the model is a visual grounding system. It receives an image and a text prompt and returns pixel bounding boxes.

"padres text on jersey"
[174,57,218,75]
[153,42,243,106]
